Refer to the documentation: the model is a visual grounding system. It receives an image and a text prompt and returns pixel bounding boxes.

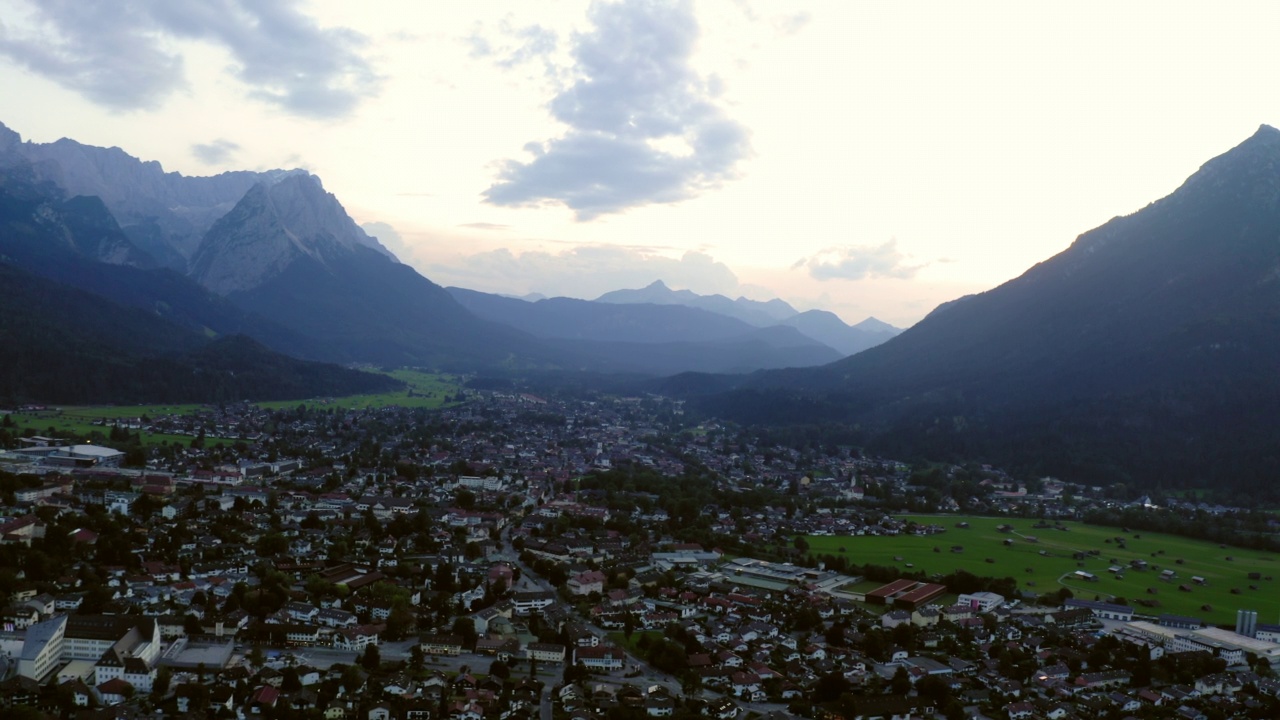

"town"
[1,388,1278,720]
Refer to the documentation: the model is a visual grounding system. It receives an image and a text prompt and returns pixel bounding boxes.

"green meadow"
[806,515,1280,627]
[5,405,234,448]
[4,370,461,448]
[255,369,461,411]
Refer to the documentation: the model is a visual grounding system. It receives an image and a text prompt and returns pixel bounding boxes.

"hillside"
[0,263,399,404]
[448,287,841,372]
[688,126,1280,494]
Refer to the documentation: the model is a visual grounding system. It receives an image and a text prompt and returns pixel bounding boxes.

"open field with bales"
[806,515,1280,626]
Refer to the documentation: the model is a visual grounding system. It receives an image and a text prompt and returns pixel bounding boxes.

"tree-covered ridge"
[0,263,399,404]
[684,126,1280,497]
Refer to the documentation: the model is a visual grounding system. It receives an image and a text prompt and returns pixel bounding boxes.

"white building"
[957,592,1005,613]
[18,615,67,681]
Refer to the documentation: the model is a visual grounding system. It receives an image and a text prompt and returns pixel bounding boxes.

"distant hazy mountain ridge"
[448,286,843,373]
[593,279,900,356]
[596,279,799,326]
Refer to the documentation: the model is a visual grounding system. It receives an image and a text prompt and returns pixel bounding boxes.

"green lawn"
[607,630,663,653]
[806,514,1280,626]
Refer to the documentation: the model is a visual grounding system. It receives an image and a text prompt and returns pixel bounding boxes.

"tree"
[455,488,476,509]
[340,664,365,693]
[152,665,172,699]
[360,643,381,670]
[255,532,288,557]
[386,604,415,640]
[451,616,478,649]
[890,666,911,695]
[811,672,849,703]
[916,674,951,704]
[281,666,302,692]
[564,662,589,685]
[410,644,425,672]
[489,659,511,680]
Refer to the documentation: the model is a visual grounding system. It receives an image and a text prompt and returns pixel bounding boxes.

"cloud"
[191,138,240,165]
[796,240,927,281]
[360,221,410,260]
[0,0,379,118]
[431,246,746,299]
[468,20,559,71]
[0,3,185,111]
[457,222,510,231]
[483,0,751,220]
[773,11,811,36]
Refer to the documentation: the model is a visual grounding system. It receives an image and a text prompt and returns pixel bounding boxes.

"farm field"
[255,369,461,411]
[806,515,1280,627]
[5,406,234,448]
[4,370,461,448]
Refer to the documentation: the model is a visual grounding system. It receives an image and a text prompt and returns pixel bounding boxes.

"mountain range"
[673,125,1280,497]
[594,280,900,356]
[0,120,897,403]
[2,118,1278,495]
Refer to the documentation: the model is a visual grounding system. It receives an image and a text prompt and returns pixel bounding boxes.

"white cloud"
[795,240,927,281]
[482,0,751,220]
[430,245,746,299]
[360,221,410,259]
[467,19,559,71]
[191,138,240,164]
[0,0,379,118]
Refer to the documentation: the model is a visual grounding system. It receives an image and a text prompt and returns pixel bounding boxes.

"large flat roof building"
[18,615,66,681]
[867,580,947,610]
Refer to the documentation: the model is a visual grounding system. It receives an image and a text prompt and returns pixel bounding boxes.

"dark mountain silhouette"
[0,262,398,405]
[0,165,331,360]
[0,160,397,404]
[190,174,540,367]
[0,121,394,270]
[685,125,1280,494]
[0,118,896,382]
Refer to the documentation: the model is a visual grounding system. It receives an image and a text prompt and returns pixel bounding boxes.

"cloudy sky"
[3,1,1280,327]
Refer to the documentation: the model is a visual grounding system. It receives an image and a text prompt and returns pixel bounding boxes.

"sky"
[3,1,1280,328]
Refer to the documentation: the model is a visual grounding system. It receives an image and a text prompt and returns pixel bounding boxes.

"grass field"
[255,369,461,411]
[806,515,1280,627]
[6,406,235,448]
[607,630,664,653]
[4,370,461,448]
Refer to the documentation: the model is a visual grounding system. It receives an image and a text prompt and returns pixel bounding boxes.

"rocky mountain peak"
[0,121,21,152]
[189,171,393,295]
